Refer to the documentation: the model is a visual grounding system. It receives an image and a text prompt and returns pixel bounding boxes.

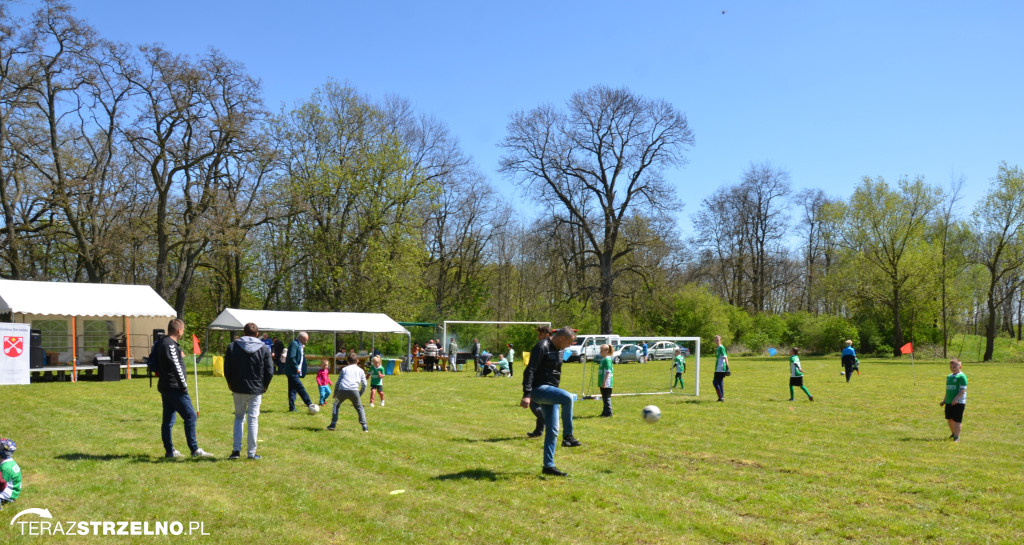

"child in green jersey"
[598,344,614,417]
[368,355,386,407]
[671,348,686,389]
[712,335,729,401]
[0,437,20,506]
[788,347,813,401]
[940,358,967,442]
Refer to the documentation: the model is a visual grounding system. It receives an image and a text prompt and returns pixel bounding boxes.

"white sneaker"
[191,448,213,458]
[370,403,375,407]
[380,400,385,407]
[166,449,183,459]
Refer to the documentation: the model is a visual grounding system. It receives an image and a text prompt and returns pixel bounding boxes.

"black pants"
[713,372,727,399]
[843,362,855,382]
[600,387,613,415]
[530,400,544,433]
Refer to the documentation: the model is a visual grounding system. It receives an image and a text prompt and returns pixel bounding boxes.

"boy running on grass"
[671,348,686,390]
[788,348,813,401]
[940,358,967,442]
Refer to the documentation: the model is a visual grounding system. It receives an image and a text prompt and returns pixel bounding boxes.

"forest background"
[2,1,1024,361]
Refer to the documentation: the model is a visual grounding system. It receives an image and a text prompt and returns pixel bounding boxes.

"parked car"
[614,344,645,364]
[647,341,681,361]
[569,334,622,363]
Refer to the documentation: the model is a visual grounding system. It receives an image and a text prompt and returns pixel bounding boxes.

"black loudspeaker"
[153,329,165,343]
[109,348,127,360]
[30,329,42,347]
[30,346,46,368]
[97,361,120,382]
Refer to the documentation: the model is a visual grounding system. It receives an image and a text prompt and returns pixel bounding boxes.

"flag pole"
[192,333,201,418]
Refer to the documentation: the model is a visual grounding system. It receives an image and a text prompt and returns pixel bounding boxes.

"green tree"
[839,176,941,356]
[970,163,1024,361]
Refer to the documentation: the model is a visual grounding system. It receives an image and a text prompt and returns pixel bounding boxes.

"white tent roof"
[0,278,176,318]
[208,308,410,335]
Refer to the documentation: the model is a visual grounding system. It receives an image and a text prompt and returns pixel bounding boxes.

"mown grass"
[2,357,1022,544]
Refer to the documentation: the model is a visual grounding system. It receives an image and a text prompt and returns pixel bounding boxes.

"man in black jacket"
[520,326,580,477]
[224,322,274,460]
[157,318,212,459]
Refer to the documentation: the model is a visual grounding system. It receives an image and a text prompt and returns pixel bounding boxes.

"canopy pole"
[71,316,78,383]
[125,317,132,380]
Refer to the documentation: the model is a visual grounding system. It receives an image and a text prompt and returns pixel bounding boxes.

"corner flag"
[192,334,201,355]
[900,342,913,355]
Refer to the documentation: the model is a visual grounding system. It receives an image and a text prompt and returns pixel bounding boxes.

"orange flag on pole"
[900,342,913,354]
[192,334,201,355]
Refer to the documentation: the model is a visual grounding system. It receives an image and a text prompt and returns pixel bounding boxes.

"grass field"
[2,357,1022,544]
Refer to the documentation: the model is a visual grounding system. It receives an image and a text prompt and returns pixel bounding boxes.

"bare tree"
[500,85,694,333]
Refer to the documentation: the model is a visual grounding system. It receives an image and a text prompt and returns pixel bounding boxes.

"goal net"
[580,337,701,398]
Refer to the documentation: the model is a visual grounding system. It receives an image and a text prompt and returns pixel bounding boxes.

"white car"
[647,341,682,361]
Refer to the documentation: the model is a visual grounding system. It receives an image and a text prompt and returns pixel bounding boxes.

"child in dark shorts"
[940,358,968,442]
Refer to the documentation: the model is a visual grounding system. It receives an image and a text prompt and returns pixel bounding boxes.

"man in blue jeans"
[520,326,581,477]
[284,332,314,412]
[156,318,212,459]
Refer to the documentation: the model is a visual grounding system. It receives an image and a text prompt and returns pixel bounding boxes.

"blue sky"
[14,1,1024,234]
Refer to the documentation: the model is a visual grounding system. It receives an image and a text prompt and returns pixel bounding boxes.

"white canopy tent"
[0,278,176,381]
[206,308,412,360]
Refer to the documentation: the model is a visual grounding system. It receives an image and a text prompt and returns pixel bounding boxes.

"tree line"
[2,1,1022,360]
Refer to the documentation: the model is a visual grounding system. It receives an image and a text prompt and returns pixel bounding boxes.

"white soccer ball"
[642,405,661,423]
[840,371,845,376]
[308,404,320,415]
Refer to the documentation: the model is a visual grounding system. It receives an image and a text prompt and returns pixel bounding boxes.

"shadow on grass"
[898,437,951,443]
[432,468,508,482]
[678,399,717,405]
[455,436,518,443]
[56,453,156,463]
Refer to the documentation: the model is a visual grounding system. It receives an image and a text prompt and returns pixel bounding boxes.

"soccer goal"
[580,336,701,398]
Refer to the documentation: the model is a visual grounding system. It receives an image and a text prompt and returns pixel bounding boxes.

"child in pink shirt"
[316,361,332,406]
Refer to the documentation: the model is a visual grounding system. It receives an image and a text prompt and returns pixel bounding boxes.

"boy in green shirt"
[368,355,386,407]
[0,437,21,505]
[671,348,686,390]
[598,344,614,417]
[940,358,967,442]
[788,347,813,401]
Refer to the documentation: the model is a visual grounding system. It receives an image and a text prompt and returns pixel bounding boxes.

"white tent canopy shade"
[0,278,176,318]
[208,308,411,335]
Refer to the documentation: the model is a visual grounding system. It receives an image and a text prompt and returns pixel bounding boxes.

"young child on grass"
[316,360,332,406]
[940,358,967,442]
[0,437,21,507]
[598,344,614,417]
[713,335,729,401]
[496,354,510,376]
[671,348,686,390]
[327,352,368,432]
[788,348,813,401]
[368,355,385,407]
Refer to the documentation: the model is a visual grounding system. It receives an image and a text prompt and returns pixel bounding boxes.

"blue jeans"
[161,390,198,455]
[287,374,312,410]
[318,385,332,404]
[232,393,262,457]
[531,384,575,468]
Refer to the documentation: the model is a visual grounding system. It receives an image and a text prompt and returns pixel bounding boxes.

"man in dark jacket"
[271,337,285,374]
[157,318,212,459]
[520,326,580,477]
[284,332,314,412]
[224,322,274,460]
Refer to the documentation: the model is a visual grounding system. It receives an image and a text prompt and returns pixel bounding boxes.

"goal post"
[581,336,701,398]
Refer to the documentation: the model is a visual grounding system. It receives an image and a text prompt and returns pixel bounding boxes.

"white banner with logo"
[0,322,31,385]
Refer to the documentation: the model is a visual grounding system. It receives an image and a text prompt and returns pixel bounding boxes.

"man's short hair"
[167,318,184,336]
[346,352,360,365]
[536,326,552,334]
[243,323,259,337]
[298,332,309,341]
[551,326,576,340]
